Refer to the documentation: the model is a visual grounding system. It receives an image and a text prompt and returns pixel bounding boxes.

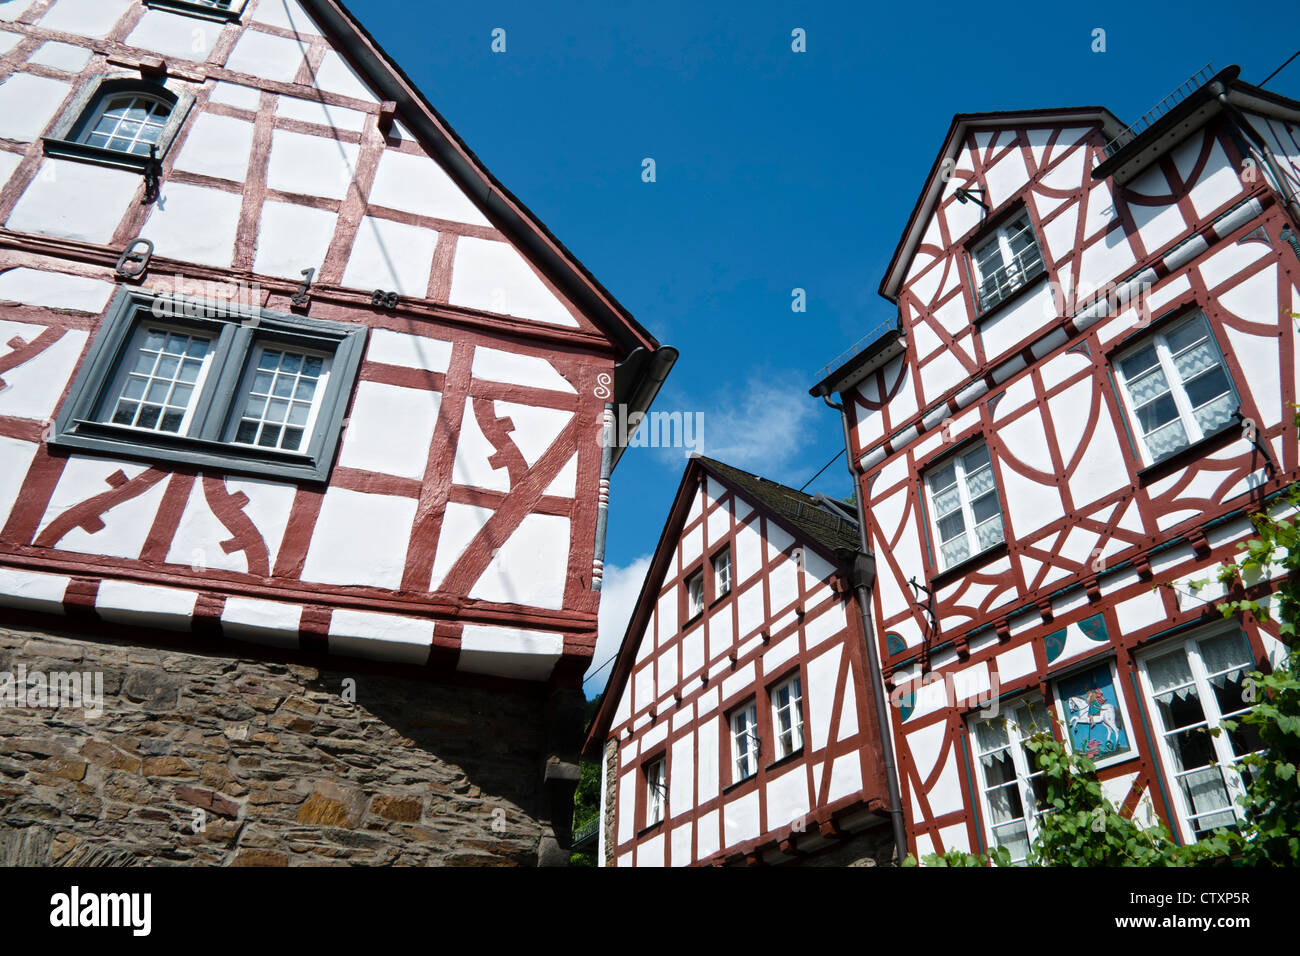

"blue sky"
[358,0,1300,695]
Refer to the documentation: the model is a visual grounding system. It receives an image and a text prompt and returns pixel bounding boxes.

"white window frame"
[1136,622,1261,844]
[99,322,218,437]
[769,674,804,760]
[1112,310,1239,467]
[969,211,1044,312]
[924,441,1005,572]
[969,697,1051,864]
[685,568,705,620]
[228,342,333,454]
[713,546,731,598]
[645,756,666,827]
[730,702,759,782]
[78,92,173,158]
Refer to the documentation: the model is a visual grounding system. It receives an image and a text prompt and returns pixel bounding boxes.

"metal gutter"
[821,392,909,863]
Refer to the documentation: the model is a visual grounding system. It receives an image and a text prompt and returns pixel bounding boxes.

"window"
[80,93,172,157]
[144,0,246,21]
[969,210,1045,312]
[685,568,704,619]
[730,702,759,782]
[969,698,1052,864]
[770,674,804,759]
[1052,660,1135,767]
[925,442,1004,571]
[645,757,666,827]
[51,289,366,483]
[44,76,194,172]
[713,546,731,598]
[1113,311,1238,465]
[1137,627,1263,843]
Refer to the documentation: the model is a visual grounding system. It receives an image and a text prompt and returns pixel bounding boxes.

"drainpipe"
[1212,83,1300,226]
[822,392,908,863]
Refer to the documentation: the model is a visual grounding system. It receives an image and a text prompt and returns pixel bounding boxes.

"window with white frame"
[1114,311,1238,465]
[713,546,731,598]
[685,568,705,619]
[645,756,666,827]
[731,702,760,782]
[925,442,1004,571]
[1137,627,1263,843]
[770,674,804,759]
[51,290,365,483]
[970,698,1051,864]
[969,210,1045,312]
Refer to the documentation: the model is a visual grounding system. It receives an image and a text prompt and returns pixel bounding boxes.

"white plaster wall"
[368,151,490,226]
[469,513,569,609]
[470,347,575,393]
[266,129,358,200]
[365,328,452,373]
[252,0,323,36]
[341,216,437,297]
[275,95,367,132]
[450,237,578,327]
[140,182,242,268]
[27,41,91,73]
[459,625,562,680]
[253,200,337,279]
[299,487,416,590]
[428,502,491,591]
[173,112,254,182]
[329,609,432,665]
[126,9,219,61]
[0,72,71,142]
[312,50,377,102]
[38,0,131,38]
[7,159,138,244]
[337,381,440,480]
[224,30,306,84]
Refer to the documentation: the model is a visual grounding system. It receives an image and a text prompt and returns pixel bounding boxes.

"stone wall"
[602,737,617,866]
[0,622,556,866]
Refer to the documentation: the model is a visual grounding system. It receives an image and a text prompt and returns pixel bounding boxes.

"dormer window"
[970,210,1044,312]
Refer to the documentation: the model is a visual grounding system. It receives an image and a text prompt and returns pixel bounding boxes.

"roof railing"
[1103,63,1215,157]
[816,313,901,383]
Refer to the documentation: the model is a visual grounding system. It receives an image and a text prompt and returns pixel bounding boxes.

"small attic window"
[143,0,246,22]
[969,209,1045,313]
[43,76,194,173]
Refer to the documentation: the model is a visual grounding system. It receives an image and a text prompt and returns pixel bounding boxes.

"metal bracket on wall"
[114,237,154,280]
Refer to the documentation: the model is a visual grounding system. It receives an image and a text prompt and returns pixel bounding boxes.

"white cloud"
[696,374,819,470]
[586,554,651,697]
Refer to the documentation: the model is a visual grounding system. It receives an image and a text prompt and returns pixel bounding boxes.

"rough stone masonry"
[0,624,554,866]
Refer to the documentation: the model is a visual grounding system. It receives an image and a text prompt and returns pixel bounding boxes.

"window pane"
[1143,417,1190,460]
[932,484,962,518]
[973,513,1004,550]
[991,821,1031,862]
[1191,390,1235,435]
[1147,649,1195,695]
[107,328,210,433]
[941,536,971,567]
[232,346,329,452]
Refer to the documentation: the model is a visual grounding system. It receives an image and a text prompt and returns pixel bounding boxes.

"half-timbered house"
[583,456,898,866]
[0,0,672,866]
[811,65,1300,860]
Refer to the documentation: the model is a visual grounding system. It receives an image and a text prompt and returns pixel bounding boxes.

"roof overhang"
[301,1,667,370]
[878,107,1124,303]
[1094,67,1300,185]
